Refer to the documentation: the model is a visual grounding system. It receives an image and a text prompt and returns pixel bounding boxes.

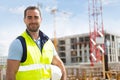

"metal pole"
[51,8,58,51]
[102,54,105,79]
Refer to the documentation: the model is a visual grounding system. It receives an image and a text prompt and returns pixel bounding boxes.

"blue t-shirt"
[8,39,57,61]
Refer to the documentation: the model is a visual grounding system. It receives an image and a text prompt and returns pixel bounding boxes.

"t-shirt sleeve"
[7,39,23,61]
[52,42,58,56]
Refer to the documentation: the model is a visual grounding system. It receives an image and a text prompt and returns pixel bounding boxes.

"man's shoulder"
[11,38,22,46]
[8,38,23,61]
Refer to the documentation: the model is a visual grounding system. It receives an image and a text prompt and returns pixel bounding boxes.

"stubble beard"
[27,23,40,32]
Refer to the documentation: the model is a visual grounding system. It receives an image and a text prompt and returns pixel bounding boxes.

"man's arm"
[52,55,67,80]
[6,60,20,80]
[6,39,23,80]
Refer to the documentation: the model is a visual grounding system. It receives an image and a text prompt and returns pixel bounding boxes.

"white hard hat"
[51,65,62,80]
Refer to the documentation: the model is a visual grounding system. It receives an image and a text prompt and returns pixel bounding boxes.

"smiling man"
[6,6,66,80]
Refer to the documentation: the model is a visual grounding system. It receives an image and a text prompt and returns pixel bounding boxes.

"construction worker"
[6,6,66,80]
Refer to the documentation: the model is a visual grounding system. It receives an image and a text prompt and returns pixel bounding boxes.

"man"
[6,6,66,80]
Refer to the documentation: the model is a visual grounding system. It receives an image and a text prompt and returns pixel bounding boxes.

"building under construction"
[55,31,120,79]
[0,56,7,80]
[57,32,120,65]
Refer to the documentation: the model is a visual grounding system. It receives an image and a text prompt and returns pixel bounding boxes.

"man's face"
[24,9,42,32]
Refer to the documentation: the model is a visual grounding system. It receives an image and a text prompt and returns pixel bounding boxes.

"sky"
[0,0,120,56]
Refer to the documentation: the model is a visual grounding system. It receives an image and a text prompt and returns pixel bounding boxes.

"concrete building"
[0,56,7,66]
[0,56,7,80]
[56,32,120,65]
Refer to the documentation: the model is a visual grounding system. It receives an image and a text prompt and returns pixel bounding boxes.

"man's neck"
[27,30,39,40]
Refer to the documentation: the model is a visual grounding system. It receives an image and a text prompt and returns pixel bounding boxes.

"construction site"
[0,0,120,80]
[53,0,120,79]
[56,31,120,80]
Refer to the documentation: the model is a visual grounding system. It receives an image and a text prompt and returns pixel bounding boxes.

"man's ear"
[40,17,42,22]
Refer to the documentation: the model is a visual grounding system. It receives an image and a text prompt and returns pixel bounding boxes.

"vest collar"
[26,29,49,52]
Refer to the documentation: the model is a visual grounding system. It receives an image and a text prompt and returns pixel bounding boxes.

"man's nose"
[31,18,36,23]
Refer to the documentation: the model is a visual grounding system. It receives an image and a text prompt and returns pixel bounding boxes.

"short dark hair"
[24,6,41,18]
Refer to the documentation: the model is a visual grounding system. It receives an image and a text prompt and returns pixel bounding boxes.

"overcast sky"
[0,0,120,56]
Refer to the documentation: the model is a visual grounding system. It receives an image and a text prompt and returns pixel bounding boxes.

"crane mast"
[88,0,107,78]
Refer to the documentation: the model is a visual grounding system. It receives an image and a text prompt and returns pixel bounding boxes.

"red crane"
[88,0,105,65]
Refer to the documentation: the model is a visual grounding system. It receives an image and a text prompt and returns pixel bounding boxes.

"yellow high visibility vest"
[16,31,54,80]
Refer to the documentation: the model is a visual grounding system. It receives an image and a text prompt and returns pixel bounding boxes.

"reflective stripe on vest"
[16,31,53,80]
[18,64,51,71]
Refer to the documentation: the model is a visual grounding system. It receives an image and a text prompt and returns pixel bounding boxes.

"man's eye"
[35,16,39,19]
[27,16,32,19]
